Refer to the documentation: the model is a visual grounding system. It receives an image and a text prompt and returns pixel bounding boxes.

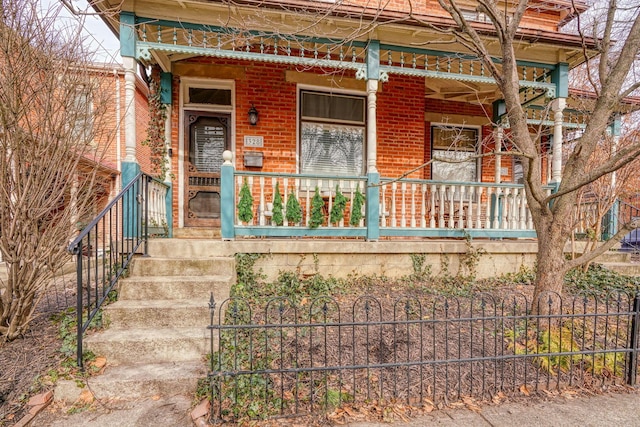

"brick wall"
[166,58,522,227]
[377,75,426,179]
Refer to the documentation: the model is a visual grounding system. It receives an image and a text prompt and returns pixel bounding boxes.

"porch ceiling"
[425,79,500,104]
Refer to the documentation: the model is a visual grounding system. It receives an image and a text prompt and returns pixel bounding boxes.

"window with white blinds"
[300,91,365,176]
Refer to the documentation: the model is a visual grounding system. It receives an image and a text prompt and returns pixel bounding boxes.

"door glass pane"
[190,118,226,173]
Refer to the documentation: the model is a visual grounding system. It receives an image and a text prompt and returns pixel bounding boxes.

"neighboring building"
[92,0,620,240]
[75,64,151,225]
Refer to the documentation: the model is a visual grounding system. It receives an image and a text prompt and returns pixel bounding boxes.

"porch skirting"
[148,239,538,281]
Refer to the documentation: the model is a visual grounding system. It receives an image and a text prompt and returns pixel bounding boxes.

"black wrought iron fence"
[67,172,162,369]
[208,291,640,423]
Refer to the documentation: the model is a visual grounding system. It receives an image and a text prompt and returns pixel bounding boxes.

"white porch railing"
[224,168,547,239]
[145,178,170,234]
[379,179,546,235]
[235,173,367,229]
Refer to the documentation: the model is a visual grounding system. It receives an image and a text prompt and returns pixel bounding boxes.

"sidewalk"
[33,389,640,426]
[347,390,640,427]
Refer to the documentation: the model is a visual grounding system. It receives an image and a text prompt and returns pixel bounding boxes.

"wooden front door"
[184,112,230,227]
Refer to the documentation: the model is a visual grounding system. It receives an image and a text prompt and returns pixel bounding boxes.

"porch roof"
[94,0,595,71]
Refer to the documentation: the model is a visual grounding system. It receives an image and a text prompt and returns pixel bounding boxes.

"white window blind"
[300,91,365,176]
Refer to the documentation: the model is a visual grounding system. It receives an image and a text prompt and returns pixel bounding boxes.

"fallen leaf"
[151,395,161,401]
[462,396,482,413]
[520,384,530,396]
[492,391,507,404]
[78,390,94,404]
[92,357,107,369]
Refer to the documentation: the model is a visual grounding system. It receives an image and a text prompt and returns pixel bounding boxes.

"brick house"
[91,0,616,241]
[79,64,151,222]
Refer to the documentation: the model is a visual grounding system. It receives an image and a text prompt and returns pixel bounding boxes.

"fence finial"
[209,292,216,312]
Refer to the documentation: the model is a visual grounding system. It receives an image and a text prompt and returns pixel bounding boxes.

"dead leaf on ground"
[462,396,482,413]
[91,356,107,369]
[78,390,94,404]
[520,384,530,396]
[492,391,507,404]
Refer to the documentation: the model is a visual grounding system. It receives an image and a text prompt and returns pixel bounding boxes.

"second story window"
[72,85,93,145]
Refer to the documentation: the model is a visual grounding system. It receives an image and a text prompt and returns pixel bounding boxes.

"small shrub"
[329,185,348,225]
[349,184,365,226]
[309,186,324,228]
[285,192,302,225]
[272,182,283,226]
[237,179,254,224]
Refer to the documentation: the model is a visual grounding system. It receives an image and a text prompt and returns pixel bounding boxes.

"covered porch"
[108,6,597,242]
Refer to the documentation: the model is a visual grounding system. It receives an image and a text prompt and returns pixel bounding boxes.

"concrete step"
[600,262,640,276]
[118,275,232,301]
[104,299,210,329]
[172,227,221,239]
[147,239,232,258]
[84,327,211,365]
[131,256,235,277]
[56,361,205,401]
[596,251,632,263]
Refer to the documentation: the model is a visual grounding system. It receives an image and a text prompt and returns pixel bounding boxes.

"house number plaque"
[244,135,264,147]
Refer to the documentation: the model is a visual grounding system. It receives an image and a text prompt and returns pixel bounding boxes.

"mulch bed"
[0,314,64,426]
[0,274,76,426]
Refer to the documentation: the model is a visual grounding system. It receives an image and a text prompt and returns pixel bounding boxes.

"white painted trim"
[296,84,367,175]
[178,77,237,228]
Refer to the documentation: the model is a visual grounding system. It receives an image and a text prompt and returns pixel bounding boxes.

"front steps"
[74,243,234,401]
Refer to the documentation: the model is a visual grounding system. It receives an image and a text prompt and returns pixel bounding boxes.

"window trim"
[430,123,481,182]
[182,78,234,112]
[297,86,367,176]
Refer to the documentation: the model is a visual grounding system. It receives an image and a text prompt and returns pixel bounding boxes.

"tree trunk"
[532,224,569,315]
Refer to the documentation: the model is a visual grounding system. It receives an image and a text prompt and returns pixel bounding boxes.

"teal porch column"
[602,199,619,241]
[164,182,173,238]
[122,162,141,238]
[221,151,235,240]
[602,117,622,241]
[366,173,380,241]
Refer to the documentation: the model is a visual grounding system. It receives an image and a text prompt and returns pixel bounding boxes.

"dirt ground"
[0,313,64,426]
[1,262,639,426]
[0,273,76,427]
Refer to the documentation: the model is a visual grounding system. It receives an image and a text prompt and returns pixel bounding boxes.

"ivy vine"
[140,67,169,181]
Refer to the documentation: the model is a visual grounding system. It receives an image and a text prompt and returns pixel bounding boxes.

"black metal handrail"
[67,172,155,368]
